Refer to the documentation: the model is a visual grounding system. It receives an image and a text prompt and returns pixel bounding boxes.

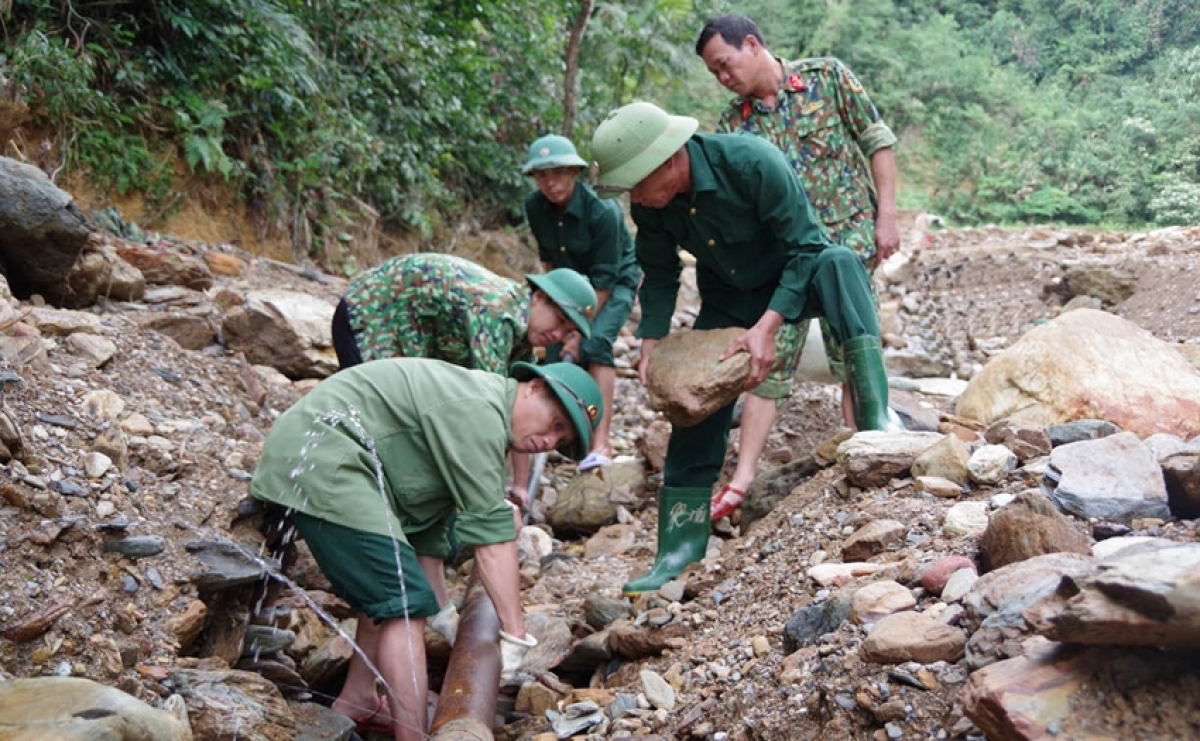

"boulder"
[221,290,338,379]
[979,490,1091,572]
[0,676,191,740]
[0,156,90,302]
[645,327,750,427]
[956,309,1200,439]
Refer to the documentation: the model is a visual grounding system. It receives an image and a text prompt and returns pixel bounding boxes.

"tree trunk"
[561,0,594,139]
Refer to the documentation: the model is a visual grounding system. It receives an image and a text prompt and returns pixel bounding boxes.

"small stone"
[95,500,116,518]
[751,635,770,657]
[103,535,166,559]
[83,452,113,479]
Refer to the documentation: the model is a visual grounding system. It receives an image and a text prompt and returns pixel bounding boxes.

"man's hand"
[499,629,538,684]
[721,311,783,389]
[636,337,659,386]
[561,331,582,362]
[873,211,901,269]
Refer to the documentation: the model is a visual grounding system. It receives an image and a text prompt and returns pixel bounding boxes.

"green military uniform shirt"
[250,358,517,557]
[632,132,835,339]
[525,182,642,291]
[341,253,534,373]
[717,57,896,259]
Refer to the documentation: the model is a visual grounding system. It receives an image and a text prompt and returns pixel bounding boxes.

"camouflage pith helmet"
[521,134,588,175]
[591,101,698,198]
[526,268,596,338]
[510,361,603,459]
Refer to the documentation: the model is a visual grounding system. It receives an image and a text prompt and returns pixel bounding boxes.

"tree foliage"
[1,0,1197,258]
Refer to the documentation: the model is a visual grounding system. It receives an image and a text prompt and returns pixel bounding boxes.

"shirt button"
[708,239,715,246]
[560,246,566,252]
[690,208,696,216]
[730,268,736,275]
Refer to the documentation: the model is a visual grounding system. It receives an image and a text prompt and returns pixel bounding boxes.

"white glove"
[429,602,460,647]
[499,629,538,684]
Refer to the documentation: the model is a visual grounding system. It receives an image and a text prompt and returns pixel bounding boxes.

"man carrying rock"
[591,100,898,595]
[250,357,602,740]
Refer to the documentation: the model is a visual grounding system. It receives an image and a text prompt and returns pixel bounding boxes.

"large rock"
[979,489,1091,572]
[1042,431,1170,523]
[645,327,750,427]
[1024,541,1200,649]
[1162,452,1200,519]
[169,667,294,741]
[835,430,943,488]
[0,156,90,302]
[63,235,146,308]
[548,460,644,536]
[963,639,1200,741]
[0,676,192,740]
[956,309,1200,439]
[112,240,213,291]
[222,290,338,379]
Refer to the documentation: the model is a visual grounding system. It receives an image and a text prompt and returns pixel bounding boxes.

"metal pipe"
[429,571,500,741]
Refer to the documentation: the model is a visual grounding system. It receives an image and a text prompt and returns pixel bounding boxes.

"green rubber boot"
[844,335,903,432]
[623,487,711,596]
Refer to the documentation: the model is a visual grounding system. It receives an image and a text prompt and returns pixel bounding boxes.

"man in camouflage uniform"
[696,13,900,446]
[332,252,597,505]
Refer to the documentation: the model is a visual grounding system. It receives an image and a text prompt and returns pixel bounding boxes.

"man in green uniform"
[251,357,602,740]
[522,134,643,471]
[591,100,898,594]
[697,13,901,436]
[332,252,597,504]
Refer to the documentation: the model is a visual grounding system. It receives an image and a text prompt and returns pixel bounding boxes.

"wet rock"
[0,676,191,740]
[169,667,294,741]
[546,699,605,737]
[184,539,273,591]
[243,625,296,657]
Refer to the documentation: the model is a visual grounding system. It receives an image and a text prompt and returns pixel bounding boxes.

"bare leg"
[728,394,777,492]
[418,555,449,607]
[588,363,616,459]
[331,615,388,722]
[840,381,856,429]
[375,617,429,741]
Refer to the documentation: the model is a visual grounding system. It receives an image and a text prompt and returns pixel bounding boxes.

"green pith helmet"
[521,134,589,175]
[526,268,596,339]
[591,101,698,198]
[510,361,603,459]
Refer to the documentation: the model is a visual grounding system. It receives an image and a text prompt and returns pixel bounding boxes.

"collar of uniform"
[738,59,805,120]
[536,183,585,220]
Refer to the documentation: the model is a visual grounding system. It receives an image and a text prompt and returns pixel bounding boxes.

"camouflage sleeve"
[830,60,897,157]
[466,313,517,374]
[714,103,739,134]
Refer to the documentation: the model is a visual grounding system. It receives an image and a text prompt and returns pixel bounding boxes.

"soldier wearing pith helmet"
[591,100,899,595]
[522,134,642,473]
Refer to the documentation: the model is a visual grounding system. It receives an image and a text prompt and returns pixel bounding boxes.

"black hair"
[695,13,766,57]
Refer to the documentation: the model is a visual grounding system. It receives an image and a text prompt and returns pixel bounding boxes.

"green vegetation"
[2,0,1197,261]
